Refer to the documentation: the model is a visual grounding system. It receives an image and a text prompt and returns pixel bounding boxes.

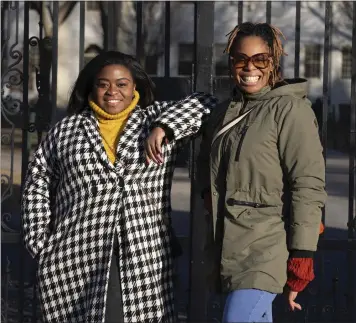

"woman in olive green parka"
[197,23,326,323]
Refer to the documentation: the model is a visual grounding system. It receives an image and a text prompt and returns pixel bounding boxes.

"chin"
[104,105,125,115]
[236,79,269,94]
[236,84,261,94]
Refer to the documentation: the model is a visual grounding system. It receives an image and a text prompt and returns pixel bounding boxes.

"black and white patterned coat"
[22,92,218,323]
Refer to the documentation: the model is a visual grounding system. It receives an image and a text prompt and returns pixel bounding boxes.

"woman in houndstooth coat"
[21,51,218,323]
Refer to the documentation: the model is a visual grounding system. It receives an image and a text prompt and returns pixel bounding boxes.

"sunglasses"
[230,53,272,69]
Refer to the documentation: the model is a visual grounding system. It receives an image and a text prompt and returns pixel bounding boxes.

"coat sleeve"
[21,125,60,259]
[147,92,218,141]
[277,99,327,252]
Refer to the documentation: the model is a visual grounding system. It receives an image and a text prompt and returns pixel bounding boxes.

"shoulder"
[56,113,83,131]
[45,113,85,142]
[272,96,314,125]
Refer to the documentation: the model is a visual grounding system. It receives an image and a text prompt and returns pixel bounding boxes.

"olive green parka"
[197,79,327,294]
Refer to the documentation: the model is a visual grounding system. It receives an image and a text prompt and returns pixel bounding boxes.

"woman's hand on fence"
[145,127,168,165]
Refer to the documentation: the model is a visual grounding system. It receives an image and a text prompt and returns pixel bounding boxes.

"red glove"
[286,258,314,292]
[286,222,325,292]
[319,222,325,234]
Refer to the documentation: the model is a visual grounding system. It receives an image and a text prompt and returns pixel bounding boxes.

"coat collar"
[80,106,146,173]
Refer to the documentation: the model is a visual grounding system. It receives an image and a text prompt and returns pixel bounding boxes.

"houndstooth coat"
[22,92,218,323]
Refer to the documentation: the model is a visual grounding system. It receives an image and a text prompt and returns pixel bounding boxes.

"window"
[341,46,352,79]
[84,45,102,66]
[215,44,228,76]
[178,43,194,76]
[86,1,100,11]
[304,44,321,78]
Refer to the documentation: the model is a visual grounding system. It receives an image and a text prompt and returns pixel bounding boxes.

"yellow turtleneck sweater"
[89,90,140,164]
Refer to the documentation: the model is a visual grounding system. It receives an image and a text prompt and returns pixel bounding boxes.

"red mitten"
[319,222,325,234]
[286,258,315,292]
[286,222,323,292]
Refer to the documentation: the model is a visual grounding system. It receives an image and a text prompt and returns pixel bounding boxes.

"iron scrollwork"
[29,35,53,143]
[1,1,22,232]
[1,2,39,323]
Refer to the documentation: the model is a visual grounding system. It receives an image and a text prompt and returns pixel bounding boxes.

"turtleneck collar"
[89,90,140,121]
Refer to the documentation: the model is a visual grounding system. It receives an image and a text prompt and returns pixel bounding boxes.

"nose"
[244,59,256,71]
[106,84,118,95]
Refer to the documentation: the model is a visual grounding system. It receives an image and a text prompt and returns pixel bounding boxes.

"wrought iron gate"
[1,1,355,322]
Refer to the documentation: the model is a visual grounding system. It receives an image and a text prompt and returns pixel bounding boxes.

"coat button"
[213,192,217,196]
[91,187,98,195]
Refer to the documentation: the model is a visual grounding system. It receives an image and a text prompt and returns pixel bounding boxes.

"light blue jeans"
[223,289,276,323]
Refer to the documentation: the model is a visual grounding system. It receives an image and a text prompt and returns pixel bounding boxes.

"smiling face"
[92,64,136,114]
[231,36,274,94]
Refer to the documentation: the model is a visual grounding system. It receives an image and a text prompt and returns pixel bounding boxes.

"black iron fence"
[1,1,356,322]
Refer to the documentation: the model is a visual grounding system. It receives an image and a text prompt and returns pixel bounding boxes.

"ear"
[132,85,136,99]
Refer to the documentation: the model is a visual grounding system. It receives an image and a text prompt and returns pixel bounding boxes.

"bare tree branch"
[306,3,352,47]
[58,1,77,26]
[29,1,41,13]
[42,2,53,37]
[99,1,108,50]
[340,1,353,23]
[29,1,77,36]
[144,3,165,57]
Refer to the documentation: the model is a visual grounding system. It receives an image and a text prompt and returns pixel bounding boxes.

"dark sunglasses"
[230,53,272,69]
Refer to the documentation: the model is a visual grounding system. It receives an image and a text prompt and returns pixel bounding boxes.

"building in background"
[2,1,353,121]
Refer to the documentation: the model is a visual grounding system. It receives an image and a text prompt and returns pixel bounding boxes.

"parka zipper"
[235,125,248,161]
[233,97,250,162]
[227,199,274,208]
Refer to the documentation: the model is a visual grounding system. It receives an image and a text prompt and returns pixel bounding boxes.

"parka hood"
[262,78,309,100]
[234,78,309,102]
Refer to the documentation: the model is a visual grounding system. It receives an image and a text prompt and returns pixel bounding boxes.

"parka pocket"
[225,198,283,231]
[226,198,274,208]
[224,206,249,223]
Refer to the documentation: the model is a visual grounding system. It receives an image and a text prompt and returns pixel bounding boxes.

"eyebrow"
[97,77,132,82]
[234,52,269,56]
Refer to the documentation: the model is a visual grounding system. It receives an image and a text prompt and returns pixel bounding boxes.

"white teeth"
[107,100,120,103]
[242,76,260,83]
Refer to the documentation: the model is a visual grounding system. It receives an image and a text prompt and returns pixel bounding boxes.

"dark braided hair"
[224,22,287,86]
